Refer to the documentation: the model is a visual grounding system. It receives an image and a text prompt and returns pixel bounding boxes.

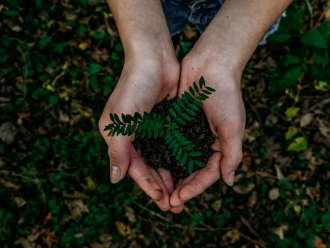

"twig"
[238,231,267,248]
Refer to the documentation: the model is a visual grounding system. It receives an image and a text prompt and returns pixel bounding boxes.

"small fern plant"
[104,76,215,174]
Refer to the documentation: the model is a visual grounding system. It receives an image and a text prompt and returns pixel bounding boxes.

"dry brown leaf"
[43,212,52,225]
[274,224,288,240]
[0,178,20,189]
[13,197,26,208]
[221,229,240,245]
[17,113,31,125]
[313,234,326,248]
[71,199,89,219]
[300,113,313,127]
[269,188,280,200]
[242,151,251,166]
[125,206,136,222]
[233,183,255,194]
[0,122,16,144]
[247,191,257,208]
[40,229,60,248]
[211,200,222,212]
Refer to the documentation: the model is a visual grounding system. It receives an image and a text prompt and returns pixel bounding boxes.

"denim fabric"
[161,0,286,45]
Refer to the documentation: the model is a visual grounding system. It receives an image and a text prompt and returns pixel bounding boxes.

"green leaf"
[114,114,124,125]
[194,160,206,167]
[118,126,125,135]
[112,125,120,136]
[196,95,206,101]
[169,109,177,118]
[134,123,143,139]
[184,91,193,100]
[173,103,181,113]
[180,140,192,146]
[189,104,199,111]
[127,114,135,122]
[166,115,171,122]
[107,130,112,136]
[202,90,212,95]
[143,121,149,130]
[287,137,308,152]
[184,144,195,150]
[124,125,131,135]
[177,118,186,125]
[153,129,158,139]
[193,82,199,92]
[199,93,209,99]
[206,87,216,92]
[89,63,102,74]
[285,126,297,140]
[181,154,188,166]
[188,159,194,174]
[177,98,185,108]
[130,122,137,135]
[182,113,192,121]
[165,136,173,144]
[134,112,142,120]
[186,108,196,116]
[143,111,151,120]
[110,113,115,123]
[159,127,165,137]
[192,100,203,106]
[176,148,182,160]
[301,29,328,49]
[169,140,176,149]
[104,124,113,131]
[152,113,157,120]
[189,152,202,157]
[170,123,180,129]
[268,33,292,43]
[172,144,179,156]
[176,136,186,142]
[189,86,195,96]
[199,76,205,89]
[122,114,129,123]
[141,129,147,138]
[147,130,152,139]
[182,94,189,103]
[148,122,155,131]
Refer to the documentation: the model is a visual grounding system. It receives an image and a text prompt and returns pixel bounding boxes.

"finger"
[146,165,172,211]
[171,204,184,214]
[177,152,222,203]
[108,135,132,184]
[157,167,174,195]
[217,128,243,187]
[170,171,199,207]
[128,146,163,201]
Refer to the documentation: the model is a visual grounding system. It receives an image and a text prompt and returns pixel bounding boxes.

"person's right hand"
[99,50,181,211]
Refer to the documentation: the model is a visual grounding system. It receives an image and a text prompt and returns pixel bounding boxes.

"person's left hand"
[169,47,246,213]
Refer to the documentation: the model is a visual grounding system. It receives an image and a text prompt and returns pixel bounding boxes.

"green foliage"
[104,77,213,173]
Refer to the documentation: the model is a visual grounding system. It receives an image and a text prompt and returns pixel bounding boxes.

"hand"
[170,50,246,213]
[99,50,181,211]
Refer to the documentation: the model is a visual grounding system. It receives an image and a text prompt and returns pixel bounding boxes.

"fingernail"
[110,166,121,184]
[226,171,235,187]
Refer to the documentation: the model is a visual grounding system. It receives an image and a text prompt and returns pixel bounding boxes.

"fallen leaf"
[211,200,222,212]
[115,221,130,237]
[0,122,16,143]
[300,113,313,127]
[43,212,52,225]
[233,184,255,194]
[285,126,297,140]
[125,206,136,222]
[247,191,257,208]
[222,229,240,245]
[285,107,300,120]
[274,165,285,180]
[40,229,60,248]
[287,137,308,152]
[13,197,26,208]
[274,224,288,240]
[269,188,280,200]
[74,191,89,199]
[17,113,31,125]
[0,178,20,189]
[242,152,251,166]
[314,234,326,248]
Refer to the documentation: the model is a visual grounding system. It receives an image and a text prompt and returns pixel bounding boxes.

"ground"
[1,0,330,247]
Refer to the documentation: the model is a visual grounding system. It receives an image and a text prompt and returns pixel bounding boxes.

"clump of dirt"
[133,98,214,179]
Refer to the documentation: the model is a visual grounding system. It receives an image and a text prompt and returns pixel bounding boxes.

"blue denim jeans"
[161,0,286,45]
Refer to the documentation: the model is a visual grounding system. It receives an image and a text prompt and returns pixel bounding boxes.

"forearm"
[106,0,174,58]
[192,0,292,73]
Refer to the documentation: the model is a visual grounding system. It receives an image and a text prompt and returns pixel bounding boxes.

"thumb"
[99,116,131,184]
[217,125,243,187]
[108,135,131,184]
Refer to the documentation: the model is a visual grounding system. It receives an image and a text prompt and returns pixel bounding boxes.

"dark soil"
[133,98,215,179]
